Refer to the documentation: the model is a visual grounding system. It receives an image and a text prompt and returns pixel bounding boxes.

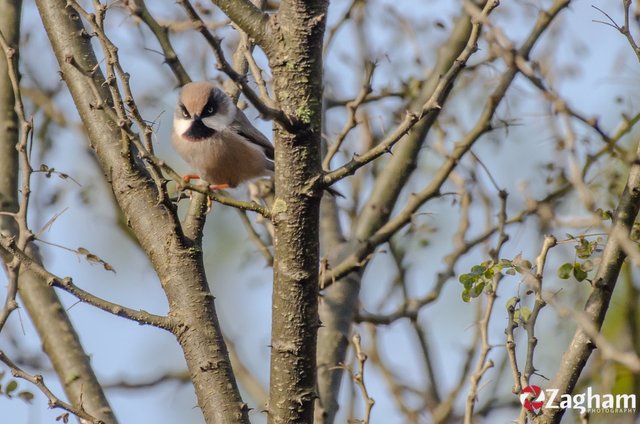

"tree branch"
[0,2,119,421]
[266,1,328,423]
[34,1,248,422]
[209,0,271,48]
[0,350,105,424]
[539,125,640,424]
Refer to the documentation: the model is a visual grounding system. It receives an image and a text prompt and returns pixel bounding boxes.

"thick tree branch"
[34,1,248,422]
[0,236,170,329]
[320,0,572,288]
[209,0,271,48]
[0,2,119,422]
[315,5,494,421]
[538,140,640,424]
[266,1,328,423]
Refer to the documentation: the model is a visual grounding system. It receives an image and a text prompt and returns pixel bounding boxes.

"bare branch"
[208,0,271,47]
[0,350,105,424]
[0,235,170,329]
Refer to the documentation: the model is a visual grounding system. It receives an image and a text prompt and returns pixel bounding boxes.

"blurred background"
[0,1,638,423]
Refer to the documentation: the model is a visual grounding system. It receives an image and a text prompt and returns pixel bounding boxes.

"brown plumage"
[171,81,274,187]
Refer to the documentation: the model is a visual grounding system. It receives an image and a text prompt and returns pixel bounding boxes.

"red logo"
[520,385,545,411]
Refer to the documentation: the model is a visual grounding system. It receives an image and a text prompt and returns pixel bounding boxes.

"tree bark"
[538,140,640,424]
[265,1,327,423]
[0,1,118,422]
[34,2,247,422]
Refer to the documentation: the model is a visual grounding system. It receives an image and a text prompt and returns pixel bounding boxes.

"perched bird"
[172,81,274,190]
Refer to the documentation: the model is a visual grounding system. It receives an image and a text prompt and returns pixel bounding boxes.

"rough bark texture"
[266,1,327,423]
[0,2,118,422]
[0,0,19,214]
[34,2,247,423]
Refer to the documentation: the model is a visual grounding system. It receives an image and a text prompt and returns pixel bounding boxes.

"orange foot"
[182,174,201,184]
[208,183,231,191]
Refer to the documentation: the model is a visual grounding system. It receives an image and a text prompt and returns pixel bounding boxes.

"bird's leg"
[182,174,201,184]
[208,183,231,191]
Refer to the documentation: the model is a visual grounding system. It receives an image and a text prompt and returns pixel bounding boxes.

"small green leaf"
[6,380,18,396]
[506,297,519,310]
[461,289,471,303]
[498,259,512,268]
[558,263,573,279]
[520,307,532,322]
[459,274,474,287]
[471,282,485,298]
[581,260,594,272]
[471,265,486,275]
[573,263,588,282]
[505,268,516,276]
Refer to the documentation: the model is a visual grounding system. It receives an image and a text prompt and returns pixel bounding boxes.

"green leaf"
[505,268,516,276]
[520,307,532,322]
[471,282,485,298]
[470,265,486,275]
[558,263,573,279]
[573,263,588,282]
[459,273,474,287]
[506,297,519,310]
[6,380,18,396]
[484,267,495,279]
[498,259,512,267]
[461,288,471,303]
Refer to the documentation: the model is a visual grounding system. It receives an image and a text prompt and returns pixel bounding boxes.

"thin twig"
[0,350,105,424]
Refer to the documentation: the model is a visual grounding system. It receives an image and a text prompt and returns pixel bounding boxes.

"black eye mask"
[202,99,218,118]
[184,119,216,141]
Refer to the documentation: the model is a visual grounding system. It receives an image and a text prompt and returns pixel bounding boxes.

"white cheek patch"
[201,109,235,132]
[173,118,192,136]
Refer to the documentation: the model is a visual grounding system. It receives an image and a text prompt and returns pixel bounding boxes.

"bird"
[171,81,274,190]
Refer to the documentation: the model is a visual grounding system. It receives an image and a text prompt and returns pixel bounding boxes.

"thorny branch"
[0,234,170,328]
[0,350,104,424]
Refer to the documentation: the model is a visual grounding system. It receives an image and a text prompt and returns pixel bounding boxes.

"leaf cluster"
[458,257,532,302]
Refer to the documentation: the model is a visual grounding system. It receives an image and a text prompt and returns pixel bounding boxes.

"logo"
[518,386,636,414]
[520,385,545,411]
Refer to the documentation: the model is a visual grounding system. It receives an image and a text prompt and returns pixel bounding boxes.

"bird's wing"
[230,109,274,160]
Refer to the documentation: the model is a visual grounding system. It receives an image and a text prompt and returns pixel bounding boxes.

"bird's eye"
[179,104,190,119]
[206,106,215,115]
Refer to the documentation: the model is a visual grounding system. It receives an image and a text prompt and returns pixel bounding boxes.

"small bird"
[172,81,274,190]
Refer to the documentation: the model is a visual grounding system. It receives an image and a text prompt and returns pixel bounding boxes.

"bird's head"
[174,82,235,141]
